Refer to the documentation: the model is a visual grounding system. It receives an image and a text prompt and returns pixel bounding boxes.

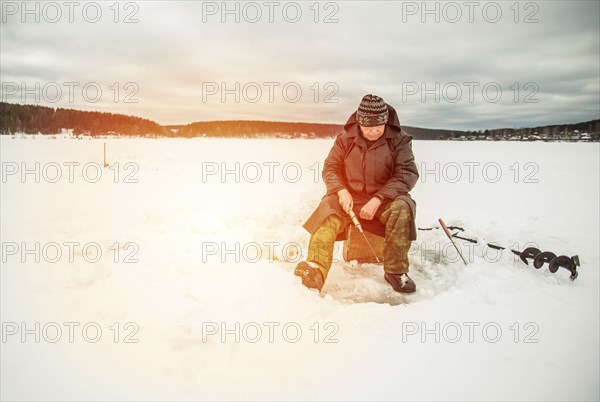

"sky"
[1,0,599,130]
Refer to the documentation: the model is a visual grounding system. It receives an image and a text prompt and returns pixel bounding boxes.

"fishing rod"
[347,209,381,263]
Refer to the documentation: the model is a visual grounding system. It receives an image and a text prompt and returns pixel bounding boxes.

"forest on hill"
[1,102,598,141]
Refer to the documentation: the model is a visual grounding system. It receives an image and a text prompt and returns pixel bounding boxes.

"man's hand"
[360,197,382,220]
[337,189,353,213]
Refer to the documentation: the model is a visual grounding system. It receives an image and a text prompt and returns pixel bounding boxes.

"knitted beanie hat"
[356,94,389,127]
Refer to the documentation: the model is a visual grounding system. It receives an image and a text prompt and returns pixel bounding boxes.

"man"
[294,94,419,293]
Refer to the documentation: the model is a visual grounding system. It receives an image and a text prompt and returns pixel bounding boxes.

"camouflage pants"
[307,198,413,280]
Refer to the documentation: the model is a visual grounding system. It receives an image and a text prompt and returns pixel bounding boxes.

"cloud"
[1,0,598,130]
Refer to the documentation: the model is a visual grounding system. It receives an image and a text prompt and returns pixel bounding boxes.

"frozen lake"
[1,137,599,401]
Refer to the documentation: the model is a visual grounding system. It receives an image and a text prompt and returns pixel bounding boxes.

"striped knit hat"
[356,94,389,127]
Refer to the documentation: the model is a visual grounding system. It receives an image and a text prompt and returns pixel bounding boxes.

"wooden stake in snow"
[104,142,108,167]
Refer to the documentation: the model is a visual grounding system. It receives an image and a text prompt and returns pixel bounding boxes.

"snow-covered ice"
[1,137,598,401]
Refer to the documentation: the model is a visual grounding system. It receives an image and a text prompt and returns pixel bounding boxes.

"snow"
[1,136,598,401]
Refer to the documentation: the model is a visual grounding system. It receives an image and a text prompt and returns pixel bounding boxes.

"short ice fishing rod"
[347,209,381,263]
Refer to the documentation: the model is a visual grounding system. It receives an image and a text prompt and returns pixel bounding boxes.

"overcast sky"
[1,0,599,130]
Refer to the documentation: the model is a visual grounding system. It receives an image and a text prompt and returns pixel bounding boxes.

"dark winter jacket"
[302,104,419,241]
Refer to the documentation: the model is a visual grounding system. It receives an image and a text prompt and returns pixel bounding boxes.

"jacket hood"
[343,104,402,135]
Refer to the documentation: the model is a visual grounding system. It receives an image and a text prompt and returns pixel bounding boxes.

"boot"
[384,272,416,293]
[294,261,325,291]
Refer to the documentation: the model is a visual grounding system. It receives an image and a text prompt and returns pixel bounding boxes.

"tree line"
[0,102,167,136]
[1,102,598,141]
[440,120,600,141]
[174,120,342,138]
[0,102,465,139]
